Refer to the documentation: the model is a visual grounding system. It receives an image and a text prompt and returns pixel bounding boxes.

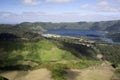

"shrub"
[51,64,66,80]
[0,76,8,80]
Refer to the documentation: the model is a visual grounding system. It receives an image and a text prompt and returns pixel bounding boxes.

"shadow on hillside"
[60,42,97,60]
[0,33,31,71]
[0,33,19,40]
[0,76,9,80]
[65,70,80,80]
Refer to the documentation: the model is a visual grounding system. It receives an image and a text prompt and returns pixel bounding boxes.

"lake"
[46,29,119,44]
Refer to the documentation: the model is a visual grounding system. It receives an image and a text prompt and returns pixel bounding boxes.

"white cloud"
[46,0,73,3]
[98,0,108,6]
[96,1,119,12]
[0,11,120,23]
[22,0,40,6]
[80,0,120,12]
[80,4,91,9]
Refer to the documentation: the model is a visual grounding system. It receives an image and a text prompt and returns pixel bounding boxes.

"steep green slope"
[14,22,46,32]
[106,22,120,32]
[97,44,120,65]
[17,20,120,32]
[0,39,77,68]
[36,20,120,31]
[90,20,120,31]
[0,37,102,71]
[0,22,46,39]
[0,20,120,33]
[0,35,120,80]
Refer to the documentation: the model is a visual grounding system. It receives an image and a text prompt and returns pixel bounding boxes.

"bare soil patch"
[0,69,52,80]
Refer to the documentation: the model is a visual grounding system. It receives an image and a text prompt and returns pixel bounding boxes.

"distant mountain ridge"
[0,20,120,33]
[105,21,120,32]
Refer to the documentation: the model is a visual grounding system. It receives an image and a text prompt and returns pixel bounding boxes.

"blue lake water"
[46,30,118,44]
[47,30,103,36]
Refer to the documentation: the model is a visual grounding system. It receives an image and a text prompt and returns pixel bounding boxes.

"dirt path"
[0,62,115,80]
[64,62,114,80]
[0,69,52,80]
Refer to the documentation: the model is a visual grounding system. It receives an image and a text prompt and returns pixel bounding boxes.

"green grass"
[0,39,77,67]
[0,39,101,69]
[0,39,102,80]
[115,69,120,78]
[51,64,66,80]
[96,44,120,65]
[25,40,77,62]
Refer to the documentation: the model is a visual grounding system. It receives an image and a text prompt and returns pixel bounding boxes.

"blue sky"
[0,0,120,23]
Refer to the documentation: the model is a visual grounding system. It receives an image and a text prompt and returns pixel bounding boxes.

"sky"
[0,0,120,23]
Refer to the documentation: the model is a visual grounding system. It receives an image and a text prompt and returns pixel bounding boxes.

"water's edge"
[45,30,120,44]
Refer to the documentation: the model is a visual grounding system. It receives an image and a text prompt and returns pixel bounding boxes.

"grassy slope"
[0,39,77,67]
[96,43,120,65]
[0,39,101,80]
[1,39,120,80]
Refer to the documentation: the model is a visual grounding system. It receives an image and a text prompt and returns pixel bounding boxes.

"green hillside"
[0,20,120,80]
[0,20,120,34]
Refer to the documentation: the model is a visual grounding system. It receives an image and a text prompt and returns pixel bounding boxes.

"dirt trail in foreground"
[0,69,52,80]
[0,62,115,80]
[64,62,114,80]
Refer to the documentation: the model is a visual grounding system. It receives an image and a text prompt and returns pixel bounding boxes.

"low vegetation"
[0,25,120,80]
[97,44,120,65]
[0,37,102,80]
[0,76,8,80]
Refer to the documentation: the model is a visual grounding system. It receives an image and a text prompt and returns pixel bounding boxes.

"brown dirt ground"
[0,68,52,80]
[64,62,114,80]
